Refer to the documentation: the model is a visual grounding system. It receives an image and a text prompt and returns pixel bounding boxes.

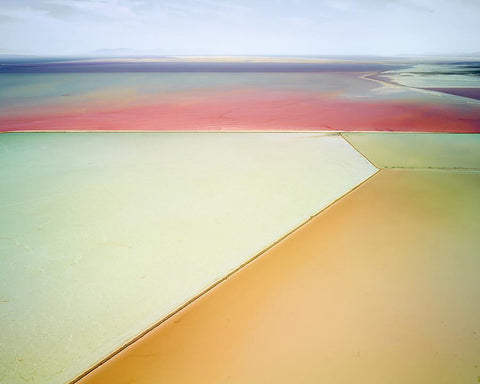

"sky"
[0,0,479,56]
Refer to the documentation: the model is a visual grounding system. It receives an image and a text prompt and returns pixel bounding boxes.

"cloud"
[147,0,253,20]
[283,16,317,27]
[156,1,230,18]
[190,0,253,14]
[43,0,143,19]
[0,6,52,21]
[321,0,355,12]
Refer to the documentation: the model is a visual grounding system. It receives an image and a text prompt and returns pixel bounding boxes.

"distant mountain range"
[88,48,169,57]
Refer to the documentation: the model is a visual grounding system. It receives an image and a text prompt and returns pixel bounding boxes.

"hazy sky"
[0,0,479,56]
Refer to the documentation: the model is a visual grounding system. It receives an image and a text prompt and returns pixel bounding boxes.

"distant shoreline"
[0,60,404,74]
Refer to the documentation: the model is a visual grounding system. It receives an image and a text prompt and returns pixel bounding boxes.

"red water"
[2,90,479,132]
